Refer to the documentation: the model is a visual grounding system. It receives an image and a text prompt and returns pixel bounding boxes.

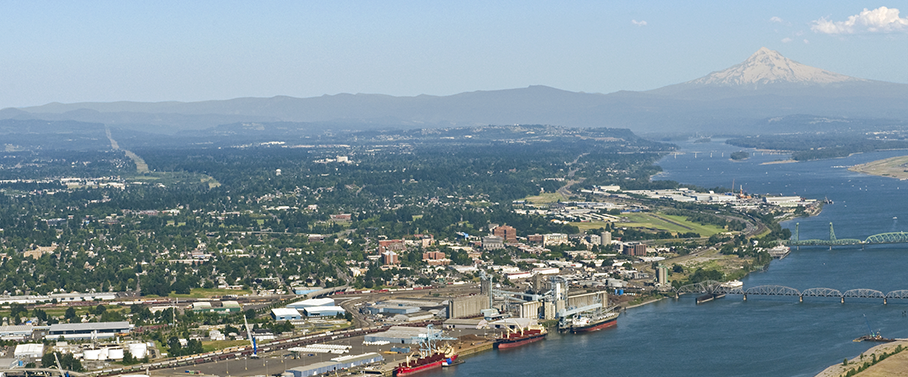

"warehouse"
[287,297,335,310]
[271,308,303,321]
[363,326,427,344]
[45,321,132,340]
[302,306,345,317]
[284,353,383,377]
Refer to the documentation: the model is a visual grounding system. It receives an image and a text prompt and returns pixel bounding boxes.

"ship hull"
[571,316,617,333]
[394,355,458,376]
[495,333,547,349]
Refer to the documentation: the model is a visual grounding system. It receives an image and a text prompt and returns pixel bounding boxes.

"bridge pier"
[841,297,845,304]
[799,295,803,303]
[743,294,747,301]
[884,298,888,305]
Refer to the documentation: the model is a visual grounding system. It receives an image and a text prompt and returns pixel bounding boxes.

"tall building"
[493,225,517,243]
[623,242,646,256]
[601,231,612,245]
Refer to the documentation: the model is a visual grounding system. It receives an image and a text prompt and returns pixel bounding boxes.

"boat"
[568,311,619,333]
[393,325,458,376]
[853,333,895,343]
[853,315,894,343]
[495,324,548,349]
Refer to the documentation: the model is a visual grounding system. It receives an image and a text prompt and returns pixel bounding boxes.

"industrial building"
[14,344,43,360]
[302,306,345,317]
[271,308,304,321]
[284,353,383,377]
[44,321,132,340]
[363,326,428,344]
[191,301,242,314]
[0,325,34,341]
[287,297,335,309]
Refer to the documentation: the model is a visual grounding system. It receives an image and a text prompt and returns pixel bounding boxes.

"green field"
[522,192,565,204]
[572,212,726,238]
[170,288,251,298]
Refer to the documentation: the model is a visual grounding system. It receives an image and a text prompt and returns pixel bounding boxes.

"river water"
[441,140,908,376]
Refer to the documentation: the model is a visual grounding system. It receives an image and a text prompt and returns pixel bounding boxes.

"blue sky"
[1,1,906,108]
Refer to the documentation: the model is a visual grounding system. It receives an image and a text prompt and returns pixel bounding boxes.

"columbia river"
[442,140,908,376]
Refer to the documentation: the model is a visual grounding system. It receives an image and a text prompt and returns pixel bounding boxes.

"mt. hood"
[687,47,862,87]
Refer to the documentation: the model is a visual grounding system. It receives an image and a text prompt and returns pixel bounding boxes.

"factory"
[363,326,429,344]
[271,308,304,321]
[44,321,132,340]
[283,353,383,377]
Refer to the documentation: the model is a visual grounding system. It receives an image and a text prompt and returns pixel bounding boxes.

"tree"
[64,307,77,321]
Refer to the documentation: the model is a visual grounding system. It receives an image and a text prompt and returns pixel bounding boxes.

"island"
[849,155,908,180]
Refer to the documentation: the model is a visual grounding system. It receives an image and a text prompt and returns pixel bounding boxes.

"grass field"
[572,212,726,238]
[170,288,251,298]
[522,192,565,204]
[202,340,248,352]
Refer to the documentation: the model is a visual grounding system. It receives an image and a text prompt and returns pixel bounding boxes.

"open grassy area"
[202,340,248,353]
[126,171,221,189]
[170,288,251,298]
[572,212,725,237]
[522,192,565,204]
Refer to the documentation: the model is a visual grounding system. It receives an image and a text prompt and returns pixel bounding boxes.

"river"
[439,140,908,376]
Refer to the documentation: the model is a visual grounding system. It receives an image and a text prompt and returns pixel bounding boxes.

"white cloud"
[781,37,793,43]
[770,16,784,23]
[811,6,908,34]
[631,19,647,27]
[803,39,810,44]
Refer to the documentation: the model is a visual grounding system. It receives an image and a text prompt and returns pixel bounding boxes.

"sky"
[1,1,907,108]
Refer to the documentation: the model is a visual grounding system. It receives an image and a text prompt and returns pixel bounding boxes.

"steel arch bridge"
[674,282,908,304]
[787,223,908,246]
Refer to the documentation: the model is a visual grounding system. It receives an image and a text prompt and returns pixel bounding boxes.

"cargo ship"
[495,325,547,349]
[393,325,458,376]
[394,348,457,376]
[568,311,619,333]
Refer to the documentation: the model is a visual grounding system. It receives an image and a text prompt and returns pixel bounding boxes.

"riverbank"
[849,155,908,180]
[815,340,908,377]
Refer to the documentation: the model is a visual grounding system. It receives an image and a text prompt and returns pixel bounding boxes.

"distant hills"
[2,48,907,136]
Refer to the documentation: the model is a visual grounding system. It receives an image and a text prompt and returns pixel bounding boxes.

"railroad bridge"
[675,280,908,305]
[787,222,908,246]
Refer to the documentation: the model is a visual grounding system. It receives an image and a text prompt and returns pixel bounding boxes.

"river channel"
[441,140,908,376]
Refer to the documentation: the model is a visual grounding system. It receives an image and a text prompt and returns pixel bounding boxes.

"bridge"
[787,222,908,246]
[675,280,908,305]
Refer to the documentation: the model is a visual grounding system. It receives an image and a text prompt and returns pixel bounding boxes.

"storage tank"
[83,349,102,360]
[128,343,148,359]
[108,348,125,360]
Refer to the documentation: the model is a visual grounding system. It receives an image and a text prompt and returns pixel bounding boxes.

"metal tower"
[829,222,836,241]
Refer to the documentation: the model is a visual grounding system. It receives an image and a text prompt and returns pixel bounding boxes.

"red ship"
[568,311,619,333]
[394,350,457,376]
[495,325,548,349]
[393,325,458,376]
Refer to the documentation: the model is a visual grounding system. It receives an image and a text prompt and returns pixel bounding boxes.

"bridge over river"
[787,222,908,246]
[675,280,908,305]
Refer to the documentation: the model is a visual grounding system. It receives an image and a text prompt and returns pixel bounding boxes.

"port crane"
[243,314,259,358]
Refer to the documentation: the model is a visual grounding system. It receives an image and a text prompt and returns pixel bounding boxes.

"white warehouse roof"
[288,297,335,308]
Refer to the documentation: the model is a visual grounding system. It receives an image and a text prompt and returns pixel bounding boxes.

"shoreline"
[814,340,908,377]
[848,154,908,180]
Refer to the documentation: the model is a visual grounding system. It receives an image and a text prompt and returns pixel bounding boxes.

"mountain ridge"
[4,48,907,134]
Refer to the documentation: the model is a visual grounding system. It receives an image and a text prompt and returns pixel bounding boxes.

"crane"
[243,314,259,358]
[863,314,877,338]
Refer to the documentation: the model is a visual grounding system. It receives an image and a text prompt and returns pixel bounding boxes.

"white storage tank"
[108,348,125,360]
[128,343,148,359]
[83,349,102,360]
